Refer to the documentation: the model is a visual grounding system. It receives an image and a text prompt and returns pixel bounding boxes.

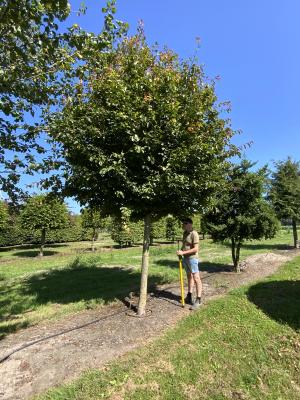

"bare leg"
[186,271,194,294]
[193,272,202,298]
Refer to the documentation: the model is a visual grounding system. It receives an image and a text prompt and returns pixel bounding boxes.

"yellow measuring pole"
[178,256,185,307]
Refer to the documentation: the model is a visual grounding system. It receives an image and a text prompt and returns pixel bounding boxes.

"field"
[0,229,297,339]
[0,228,299,399]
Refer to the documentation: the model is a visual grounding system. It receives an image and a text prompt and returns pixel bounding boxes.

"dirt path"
[0,250,298,400]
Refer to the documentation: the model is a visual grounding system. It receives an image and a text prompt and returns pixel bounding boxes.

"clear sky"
[10,1,299,212]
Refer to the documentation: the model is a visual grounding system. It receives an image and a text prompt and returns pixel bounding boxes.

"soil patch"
[0,249,298,400]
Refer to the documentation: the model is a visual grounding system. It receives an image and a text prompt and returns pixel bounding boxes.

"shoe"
[190,297,202,310]
[184,292,193,305]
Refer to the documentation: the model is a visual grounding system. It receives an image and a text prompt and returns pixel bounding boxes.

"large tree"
[0,0,126,200]
[20,194,69,256]
[268,158,300,248]
[203,160,279,271]
[47,30,237,315]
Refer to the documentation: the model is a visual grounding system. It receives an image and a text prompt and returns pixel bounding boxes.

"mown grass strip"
[35,255,300,400]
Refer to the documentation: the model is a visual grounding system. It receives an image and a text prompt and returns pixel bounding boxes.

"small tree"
[166,215,182,242]
[48,30,237,314]
[81,207,105,251]
[20,195,68,256]
[268,158,300,248]
[109,207,143,247]
[203,160,279,271]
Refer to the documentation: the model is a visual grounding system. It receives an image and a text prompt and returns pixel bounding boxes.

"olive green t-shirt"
[182,230,199,259]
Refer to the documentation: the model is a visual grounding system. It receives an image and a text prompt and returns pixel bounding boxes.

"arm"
[177,242,198,256]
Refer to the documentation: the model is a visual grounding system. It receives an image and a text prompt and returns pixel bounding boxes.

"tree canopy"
[0,0,127,200]
[0,201,8,230]
[48,31,236,217]
[268,158,300,247]
[20,194,69,255]
[203,160,279,271]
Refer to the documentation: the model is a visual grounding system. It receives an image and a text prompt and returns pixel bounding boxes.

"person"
[176,217,203,310]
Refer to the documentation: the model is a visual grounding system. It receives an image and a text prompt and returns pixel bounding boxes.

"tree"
[47,30,237,315]
[20,194,68,256]
[166,215,182,242]
[268,158,300,248]
[0,0,127,200]
[0,0,70,198]
[203,160,279,271]
[81,207,105,251]
[109,207,143,247]
[0,201,8,230]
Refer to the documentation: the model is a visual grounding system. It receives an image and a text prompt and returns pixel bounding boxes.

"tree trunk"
[39,228,46,257]
[236,242,241,273]
[150,235,153,246]
[91,228,96,252]
[231,238,241,272]
[231,238,236,268]
[292,218,298,248]
[137,214,151,316]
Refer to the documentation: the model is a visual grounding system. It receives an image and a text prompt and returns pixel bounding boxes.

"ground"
[0,249,298,400]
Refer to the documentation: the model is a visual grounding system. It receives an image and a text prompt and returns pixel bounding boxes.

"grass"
[34,255,300,400]
[0,229,298,339]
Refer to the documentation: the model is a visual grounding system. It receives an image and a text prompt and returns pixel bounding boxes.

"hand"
[176,250,184,256]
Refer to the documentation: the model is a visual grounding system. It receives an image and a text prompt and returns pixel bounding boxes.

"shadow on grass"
[242,243,292,251]
[221,242,291,251]
[154,259,233,273]
[247,280,300,331]
[0,243,66,253]
[12,250,59,258]
[0,261,167,338]
[0,320,29,340]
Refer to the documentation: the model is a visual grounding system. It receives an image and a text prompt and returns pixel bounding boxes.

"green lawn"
[34,255,300,400]
[0,229,298,339]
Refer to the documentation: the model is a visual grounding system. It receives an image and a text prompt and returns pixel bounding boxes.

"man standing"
[176,218,203,310]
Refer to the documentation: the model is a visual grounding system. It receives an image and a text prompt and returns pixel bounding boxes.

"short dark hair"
[182,217,193,224]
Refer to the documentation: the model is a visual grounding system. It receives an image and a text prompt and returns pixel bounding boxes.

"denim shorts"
[183,258,199,273]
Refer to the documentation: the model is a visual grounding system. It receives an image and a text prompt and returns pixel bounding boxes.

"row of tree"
[0,196,184,253]
[1,155,299,268]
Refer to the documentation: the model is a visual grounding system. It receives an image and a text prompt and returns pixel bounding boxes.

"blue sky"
[9,1,299,212]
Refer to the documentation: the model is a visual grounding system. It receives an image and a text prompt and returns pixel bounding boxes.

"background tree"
[47,30,237,315]
[268,158,300,248]
[109,207,143,247]
[0,201,8,230]
[81,207,105,251]
[166,215,182,242]
[203,160,279,271]
[20,194,68,256]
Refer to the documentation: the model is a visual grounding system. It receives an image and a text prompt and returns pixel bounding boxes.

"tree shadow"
[0,243,66,253]
[221,242,291,251]
[0,262,167,338]
[151,288,182,307]
[12,250,59,258]
[247,280,300,331]
[154,259,233,273]
[242,243,292,251]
